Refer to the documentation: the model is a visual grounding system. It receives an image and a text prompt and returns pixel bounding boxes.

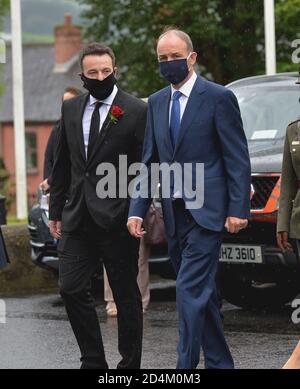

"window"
[231,85,300,141]
[26,133,37,172]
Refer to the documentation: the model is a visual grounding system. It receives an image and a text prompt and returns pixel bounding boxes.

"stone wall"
[0,225,57,295]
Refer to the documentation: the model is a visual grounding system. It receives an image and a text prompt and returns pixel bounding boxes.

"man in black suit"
[49,43,147,369]
[40,87,82,192]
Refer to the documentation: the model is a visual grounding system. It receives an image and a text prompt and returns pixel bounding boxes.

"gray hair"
[157,28,194,52]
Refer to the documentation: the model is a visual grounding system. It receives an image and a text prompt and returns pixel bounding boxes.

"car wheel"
[219,267,300,310]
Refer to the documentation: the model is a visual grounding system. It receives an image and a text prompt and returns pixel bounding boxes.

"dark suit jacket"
[43,120,61,185]
[129,76,251,236]
[49,90,147,232]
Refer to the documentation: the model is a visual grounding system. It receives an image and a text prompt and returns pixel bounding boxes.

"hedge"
[0,224,57,295]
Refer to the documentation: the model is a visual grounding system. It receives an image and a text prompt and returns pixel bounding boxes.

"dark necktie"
[87,101,102,159]
[170,91,182,149]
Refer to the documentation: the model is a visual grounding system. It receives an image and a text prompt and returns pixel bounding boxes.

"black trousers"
[57,210,142,369]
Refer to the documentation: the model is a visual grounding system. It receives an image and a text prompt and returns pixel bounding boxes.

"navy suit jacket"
[128,76,251,237]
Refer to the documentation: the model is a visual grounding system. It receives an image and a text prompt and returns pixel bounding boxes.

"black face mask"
[81,72,117,100]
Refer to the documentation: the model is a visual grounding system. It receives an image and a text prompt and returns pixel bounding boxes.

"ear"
[190,52,197,65]
[114,66,118,77]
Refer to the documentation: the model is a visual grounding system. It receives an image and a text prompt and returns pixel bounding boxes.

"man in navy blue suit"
[127,28,251,369]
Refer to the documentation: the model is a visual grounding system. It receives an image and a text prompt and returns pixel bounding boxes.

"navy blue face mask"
[159,53,192,85]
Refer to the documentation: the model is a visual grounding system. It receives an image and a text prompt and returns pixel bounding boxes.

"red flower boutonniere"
[110,105,125,124]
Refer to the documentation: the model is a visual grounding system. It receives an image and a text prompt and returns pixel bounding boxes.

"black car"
[28,189,58,272]
[220,72,300,309]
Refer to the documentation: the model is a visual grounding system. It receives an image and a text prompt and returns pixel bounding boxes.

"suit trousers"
[104,236,150,311]
[57,209,142,369]
[168,199,234,369]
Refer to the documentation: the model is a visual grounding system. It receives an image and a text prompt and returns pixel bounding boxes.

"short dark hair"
[63,87,82,96]
[79,42,116,70]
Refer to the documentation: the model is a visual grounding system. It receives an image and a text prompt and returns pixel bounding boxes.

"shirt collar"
[171,71,197,98]
[89,84,118,107]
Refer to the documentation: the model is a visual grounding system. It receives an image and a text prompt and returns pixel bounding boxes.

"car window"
[230,86,300,141]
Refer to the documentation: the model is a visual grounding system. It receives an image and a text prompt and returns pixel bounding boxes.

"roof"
[0,44,84,122]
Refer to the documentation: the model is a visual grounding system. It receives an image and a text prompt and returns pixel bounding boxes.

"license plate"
[219,244,263,263]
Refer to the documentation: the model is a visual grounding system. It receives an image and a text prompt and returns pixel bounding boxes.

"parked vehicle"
[28,189,58,273]
[220,72,300,309]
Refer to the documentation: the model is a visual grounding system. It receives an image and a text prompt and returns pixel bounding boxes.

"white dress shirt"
[129,72,198,221]
[169,71,197,123]
[82,85,118,159]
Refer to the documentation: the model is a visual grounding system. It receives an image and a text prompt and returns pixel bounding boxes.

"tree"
[0,0,9,41]
[0,0,9,96]
[78,0,298,97]
[78,0,265,96]
[0,157,10,206]
[0,0,9,21]
[276,0,300,72]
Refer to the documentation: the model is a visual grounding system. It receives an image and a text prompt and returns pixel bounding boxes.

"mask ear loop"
[186,52,193,72]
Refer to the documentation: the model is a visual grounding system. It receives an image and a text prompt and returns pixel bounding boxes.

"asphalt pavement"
[0,279,299,369]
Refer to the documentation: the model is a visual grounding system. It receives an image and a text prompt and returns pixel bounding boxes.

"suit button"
[85,172,89,177]
[104,141,108,145]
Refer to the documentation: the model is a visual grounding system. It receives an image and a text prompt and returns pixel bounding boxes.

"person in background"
[40,87,82,192]
[276,74,300,368]
[282,341,300,369]
[104,236,150,317]
[0,226,9,269]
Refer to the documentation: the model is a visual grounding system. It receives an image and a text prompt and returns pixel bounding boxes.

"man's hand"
[49,220,62,239]
[277,231,293,252]
[225,217,248,234]
[127,218,146,238]
[40,179,50,192]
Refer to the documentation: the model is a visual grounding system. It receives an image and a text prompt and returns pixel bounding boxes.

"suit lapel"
[87,89,126,166]
[174,76,207,155]
[158,87,173,153]
[77,93,90,162]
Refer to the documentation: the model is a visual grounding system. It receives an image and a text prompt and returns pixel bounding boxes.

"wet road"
[0,280,299,369]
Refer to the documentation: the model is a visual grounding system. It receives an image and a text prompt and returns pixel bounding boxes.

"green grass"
[6,216,27,225]
[23,33,54,44]
[0,39,5,65]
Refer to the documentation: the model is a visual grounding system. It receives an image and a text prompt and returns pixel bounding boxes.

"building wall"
[1,122,54,214]
[0,123,3,158]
